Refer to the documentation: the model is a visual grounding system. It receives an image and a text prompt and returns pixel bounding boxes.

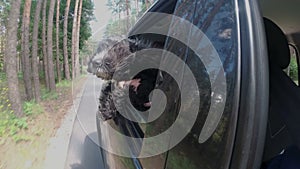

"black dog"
[87,38,118,74]
[95,38,162,120]
[97,81,117,121]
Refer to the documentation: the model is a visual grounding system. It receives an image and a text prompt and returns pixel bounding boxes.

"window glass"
[137,0,198,168]
[164,0,239,168]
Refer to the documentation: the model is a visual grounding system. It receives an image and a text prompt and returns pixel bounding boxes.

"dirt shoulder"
[0,76,87,169]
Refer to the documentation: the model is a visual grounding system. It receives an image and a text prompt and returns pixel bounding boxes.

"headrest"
[264,18,290,69]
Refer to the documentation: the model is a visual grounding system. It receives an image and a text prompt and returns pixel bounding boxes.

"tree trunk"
[126,0,129,16]
[74,0,83,78]
[56,0,61,82]
[31,0,42,103]
[135,0,139,16]
[145,0,149,9]
[80,55,83,74]
[125,0,130,31]
[4,0,23,117]
[71,0,80,79]
[47,0,56,91]
[0,38,5,71]
[42,0,49,90]
[63,0,71,80]
[118,4,121,20]
[21,0,33,101]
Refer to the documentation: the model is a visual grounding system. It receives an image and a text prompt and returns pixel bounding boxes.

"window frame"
[230,0,269,169]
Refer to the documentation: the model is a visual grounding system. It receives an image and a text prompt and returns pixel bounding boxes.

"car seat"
[263,17,300,162]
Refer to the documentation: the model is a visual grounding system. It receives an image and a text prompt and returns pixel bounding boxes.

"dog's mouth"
[143,102,152,107]
[117,79,152,108]
[95,70,111,80]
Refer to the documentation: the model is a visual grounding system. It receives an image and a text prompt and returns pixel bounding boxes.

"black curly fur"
[97,81,117,121]
[96,38,163,121]
[87,38,118,74]
[95,39,132,80]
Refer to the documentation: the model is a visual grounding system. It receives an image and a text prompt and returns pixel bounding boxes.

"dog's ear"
[113,55,134,82]
[116,47,131,61]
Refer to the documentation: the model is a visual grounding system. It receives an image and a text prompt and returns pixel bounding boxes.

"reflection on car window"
[164,0,239,169]
[137,1,198,168]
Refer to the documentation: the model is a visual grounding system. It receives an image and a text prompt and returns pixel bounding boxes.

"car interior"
[262,17,300,166]
[260,0,300,167]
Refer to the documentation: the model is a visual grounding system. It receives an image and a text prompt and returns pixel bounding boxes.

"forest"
[0,0,94,117]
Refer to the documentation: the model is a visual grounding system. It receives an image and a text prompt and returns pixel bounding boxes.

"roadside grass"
[41,88,59,100]
[0,73,87,169]
[0,73,76,145]
[0,80,49,144]
[56,79,72,88]
[0,88,57,145]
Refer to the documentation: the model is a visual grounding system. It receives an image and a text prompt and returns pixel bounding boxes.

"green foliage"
[104,16,137,37]
[0,1,10,71]
[17,72,23,79]
[0,109,29,142]
[12,134,32,143]
[0,74,45,143]
[41,79,71,100]
[289,56,298,82]
[56,79,72,88]
[104,19,127,37]
[168,153,198,169]
[0,72,10,114]
[60,0,94,51]
[0,58,3,71]
[41,88,58,100]
[106,0,129,15]
[0,0,10,27]
[105,0,155,37]
[23,101,44,116]
[140,2,149,14]
[0,72,6,80]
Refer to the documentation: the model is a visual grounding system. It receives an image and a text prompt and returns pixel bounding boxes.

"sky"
[90,0,112,40]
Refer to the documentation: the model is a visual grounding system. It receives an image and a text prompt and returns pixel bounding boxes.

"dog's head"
[95,40,132,80]
[87,38,118,74]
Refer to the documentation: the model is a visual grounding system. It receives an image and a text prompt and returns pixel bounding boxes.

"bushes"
[0,73,43,142]
[0,100,44,143]
[23,101,44,116]
[289,56,298,82]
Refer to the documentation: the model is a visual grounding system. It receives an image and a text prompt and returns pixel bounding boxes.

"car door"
[97,0,269,168]
[163,0,240,168]
[163,1,269,169]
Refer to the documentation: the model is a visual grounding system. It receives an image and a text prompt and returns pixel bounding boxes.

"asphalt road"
[64,74,105,169]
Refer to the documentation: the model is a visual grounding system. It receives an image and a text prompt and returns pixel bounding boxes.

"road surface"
[64,74,105,169]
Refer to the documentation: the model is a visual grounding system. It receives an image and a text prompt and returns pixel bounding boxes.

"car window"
[284,44,299,85]
[164,0,240,168]
[136,1,197,168]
